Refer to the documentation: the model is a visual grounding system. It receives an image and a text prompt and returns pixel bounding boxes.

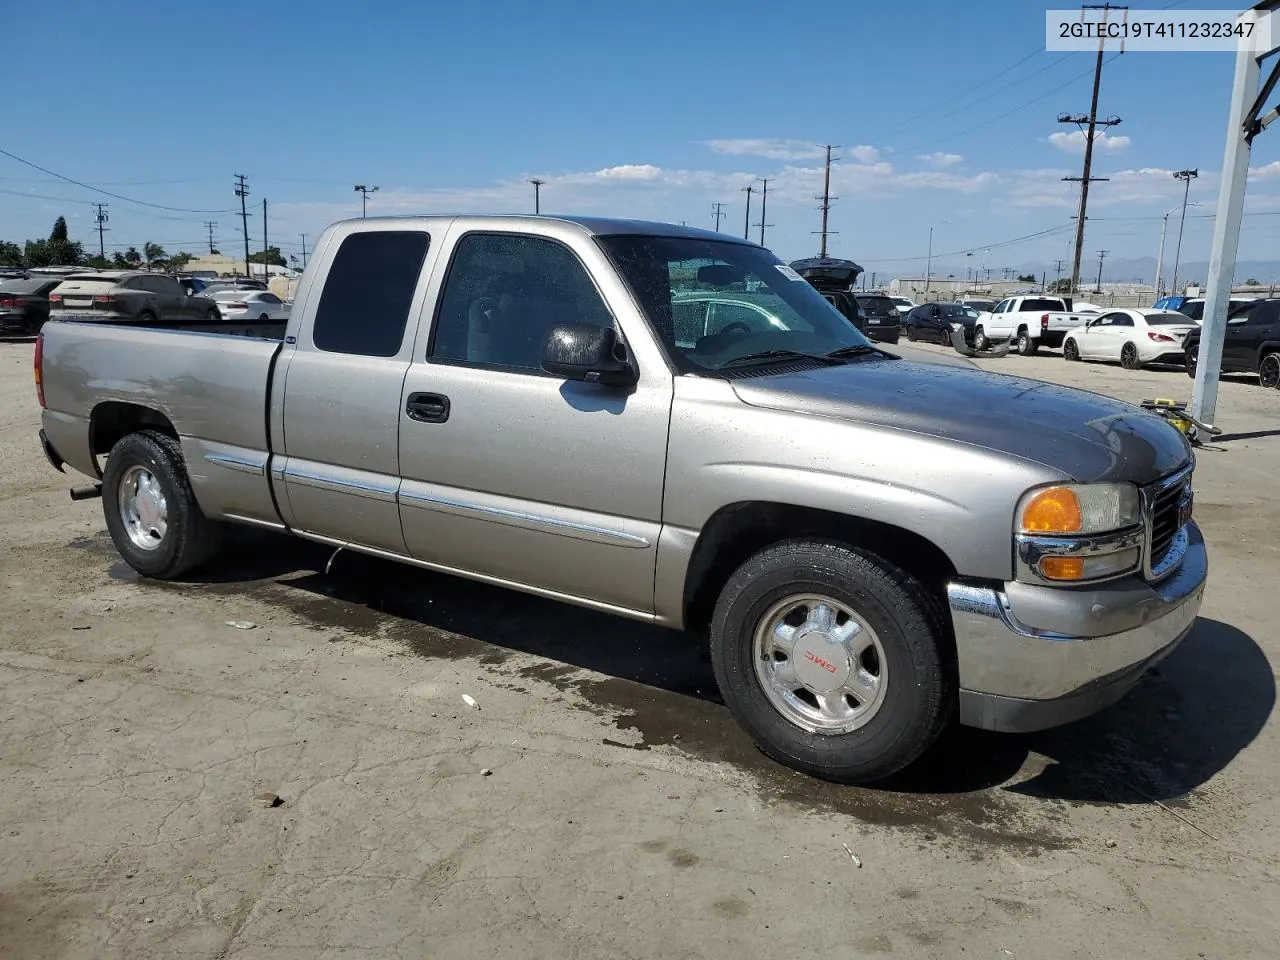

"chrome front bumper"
[948,521,1207,733]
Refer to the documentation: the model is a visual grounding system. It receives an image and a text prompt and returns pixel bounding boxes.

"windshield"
[938,304,979,318]
[1146,311,1195,325]
[963,299,994,312]
[210,289,255,300]
[598,235,872,372]
[1020,298,1066,312]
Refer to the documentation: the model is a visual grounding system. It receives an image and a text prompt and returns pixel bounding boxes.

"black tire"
[882,335,899,345]
[137,311,157,324]
[1261,351,1280,389]
[258,313,269,321]
[906,325,918,342]
[1016,327,1038,356]
[1063,338,1080,362]
[1185,346,1197,378]
[709,540,955,784]
[101,430,222,579]
[1120,342,1141,370]
[973,326,988,351]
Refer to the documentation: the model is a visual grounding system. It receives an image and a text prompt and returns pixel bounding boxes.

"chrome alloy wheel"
[752,594,888,734]
[118,464,168,551]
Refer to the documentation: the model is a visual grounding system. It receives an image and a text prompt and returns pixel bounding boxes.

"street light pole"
[353,184,379,217]
[528,178,545,214]
[1169,168,1199,296]
[925,220,950,297]
[741,184,753,240]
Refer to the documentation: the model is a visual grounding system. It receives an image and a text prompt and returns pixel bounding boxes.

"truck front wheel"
[102,430,222,579]
[709,540,955,783]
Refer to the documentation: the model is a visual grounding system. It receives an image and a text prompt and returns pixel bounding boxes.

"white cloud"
[700,138,826,161]
[1249,160,1280,179]
[918,152,964,168]
[848,145,880,163]
[1046,130,1131,153]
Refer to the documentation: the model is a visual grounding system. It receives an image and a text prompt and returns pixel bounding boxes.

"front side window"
[313,230,429,357]
[430,233,613,371]
[599,235,871,373]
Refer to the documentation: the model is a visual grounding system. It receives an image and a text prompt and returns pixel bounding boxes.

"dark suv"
[852,294,902,344]
[1184,298,1280,388]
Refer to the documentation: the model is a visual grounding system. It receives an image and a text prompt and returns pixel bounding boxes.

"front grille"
[1145,470,1191,579]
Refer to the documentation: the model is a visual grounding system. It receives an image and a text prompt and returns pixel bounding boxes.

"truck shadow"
[183,530,1273,806]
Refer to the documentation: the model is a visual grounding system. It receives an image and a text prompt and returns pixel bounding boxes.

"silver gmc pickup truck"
[34,215,1207,784]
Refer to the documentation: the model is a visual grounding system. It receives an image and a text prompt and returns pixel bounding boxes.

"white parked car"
[1062,308,1198,369]
[889,296,915,314]
[208,289,291,322]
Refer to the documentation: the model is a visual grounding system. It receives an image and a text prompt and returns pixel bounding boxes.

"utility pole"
[93,203,108,259]
[814,145,839,257]
[1060,2,1126,293]
[756,177,772,246]
[741,183,753,240]
[1054,258,1065,290]
[234,174,250,278]
[1169,168,1199,296]
[299,233,308,269]
[712,202,727,231]
[204,221,217,255]
[353,184,379,217]
[1095,249,1108,292]
[262,198,269,283]
[528,178,545,214]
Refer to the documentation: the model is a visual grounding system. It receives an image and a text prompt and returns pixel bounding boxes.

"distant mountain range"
[922,258,1280,287]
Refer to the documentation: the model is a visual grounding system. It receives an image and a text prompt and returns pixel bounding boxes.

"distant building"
[179,253,292,279]
[886,277,1033,301]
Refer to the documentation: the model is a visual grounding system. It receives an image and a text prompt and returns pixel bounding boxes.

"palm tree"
[123,247,142,266]
[143,242,166,269]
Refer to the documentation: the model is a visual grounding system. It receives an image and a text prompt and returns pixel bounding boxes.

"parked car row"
[0,270,287,336]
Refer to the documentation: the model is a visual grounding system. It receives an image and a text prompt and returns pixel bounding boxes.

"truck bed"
[40,320,284,529]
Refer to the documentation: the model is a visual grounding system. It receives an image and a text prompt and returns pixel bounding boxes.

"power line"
[858,224,1075,265]
[0,146,236,214]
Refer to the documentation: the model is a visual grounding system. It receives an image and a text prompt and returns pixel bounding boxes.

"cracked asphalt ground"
[2,338,1278,959]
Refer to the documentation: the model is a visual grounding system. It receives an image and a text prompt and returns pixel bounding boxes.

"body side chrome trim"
[397,487,652,549]
[203,452,267,476]
[283,466,399,502]
[292,530,657,622]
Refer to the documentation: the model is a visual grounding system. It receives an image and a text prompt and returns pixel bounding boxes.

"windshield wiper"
[824,344,882,359]
[719,349,845,368]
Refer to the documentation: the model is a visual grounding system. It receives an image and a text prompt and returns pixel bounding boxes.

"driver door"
[396,226,673,615]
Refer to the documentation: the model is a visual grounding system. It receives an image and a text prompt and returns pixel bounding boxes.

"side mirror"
[540,324,637,386]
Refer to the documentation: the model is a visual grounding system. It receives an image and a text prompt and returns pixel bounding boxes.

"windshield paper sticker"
[776,264,806,282]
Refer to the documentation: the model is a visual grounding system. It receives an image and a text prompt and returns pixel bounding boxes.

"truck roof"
[332,214,754,244]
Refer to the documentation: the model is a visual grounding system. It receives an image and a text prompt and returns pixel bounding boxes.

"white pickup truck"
[973,296,1092,355]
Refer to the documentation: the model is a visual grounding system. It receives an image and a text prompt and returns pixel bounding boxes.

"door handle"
[405,392,450,423]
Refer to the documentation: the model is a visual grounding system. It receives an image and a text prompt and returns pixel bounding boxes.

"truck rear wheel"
[709,540,954,784]
[1016,328,1038,356]
[102,430,222,579]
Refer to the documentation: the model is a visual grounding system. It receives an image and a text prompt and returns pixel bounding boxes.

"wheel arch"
[681,501,958,637]
[90,401,179,474]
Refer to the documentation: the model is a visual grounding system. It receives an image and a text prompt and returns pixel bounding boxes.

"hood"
[730,357,1190,485]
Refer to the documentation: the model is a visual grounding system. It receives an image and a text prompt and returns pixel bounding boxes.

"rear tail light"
[92,295,111,303]
[1041,313,1049,328]
[34,331,45,408]
[0,297,18,309]
[48,294,62,303]
[1148,332,1176,342]
[225,301,248,309]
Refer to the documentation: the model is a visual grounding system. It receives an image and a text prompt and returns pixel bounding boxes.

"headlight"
[1015,482,1143,585]
[1016,483,1140,536]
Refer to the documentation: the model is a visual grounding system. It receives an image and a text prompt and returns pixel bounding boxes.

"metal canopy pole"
[1192,4,1279,425]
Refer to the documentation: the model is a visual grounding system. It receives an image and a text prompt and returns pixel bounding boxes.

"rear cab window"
[312,231,430,357]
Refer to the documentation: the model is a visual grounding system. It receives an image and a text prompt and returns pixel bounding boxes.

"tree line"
[0,216,286,272]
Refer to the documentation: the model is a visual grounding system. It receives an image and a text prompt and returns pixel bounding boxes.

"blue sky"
[4,0,1279,279]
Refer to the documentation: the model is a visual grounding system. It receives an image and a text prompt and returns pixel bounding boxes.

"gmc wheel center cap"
[793,631,852,693]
